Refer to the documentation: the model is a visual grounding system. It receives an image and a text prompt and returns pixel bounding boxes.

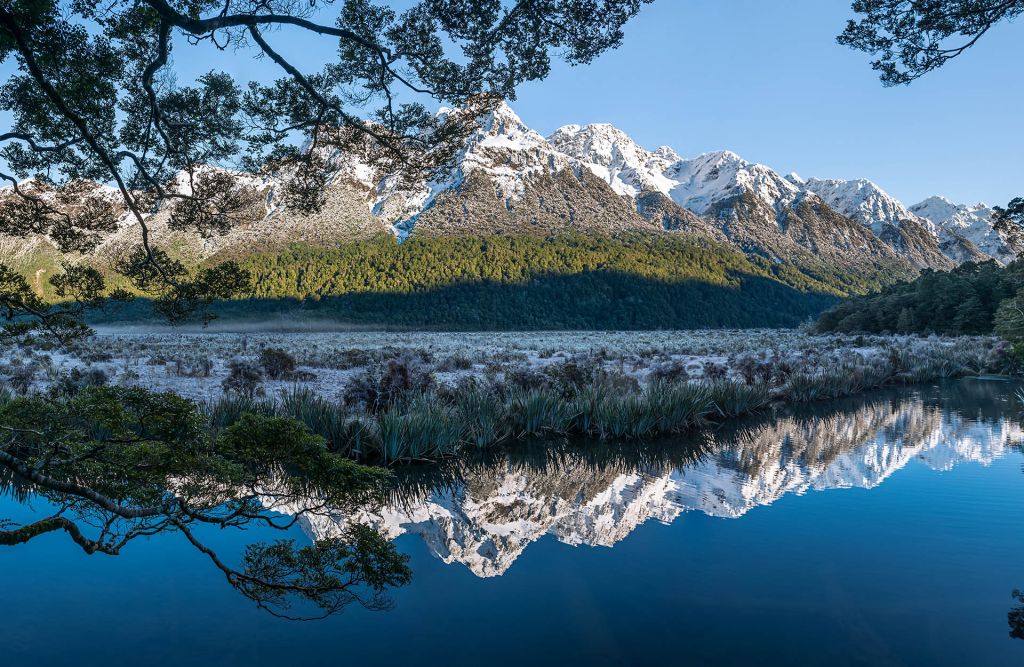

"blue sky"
[7,1,1020,207]
[174,1,1020,207]
[505,1,1023,208]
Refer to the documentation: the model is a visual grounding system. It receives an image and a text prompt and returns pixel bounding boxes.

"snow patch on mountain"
[548,122,680,197]
[373,102,576,236]
[665,150,803,215]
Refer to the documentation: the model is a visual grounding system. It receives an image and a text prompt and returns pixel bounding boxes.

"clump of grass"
[279,388,350,452]
[784,368,868,403]
[593,393,658,440]
[647,380,713,434]
[507,387,574,437]
[375,396,462,464]
[206,393,275,432]
[707,380,770,418]
[455,387,510,448]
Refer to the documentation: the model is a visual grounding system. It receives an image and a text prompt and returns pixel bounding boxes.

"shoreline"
[2,329,1010,466]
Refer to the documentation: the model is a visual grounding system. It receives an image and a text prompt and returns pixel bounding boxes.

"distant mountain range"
[1,102,1014,296]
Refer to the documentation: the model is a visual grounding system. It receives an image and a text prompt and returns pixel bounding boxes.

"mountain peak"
[549,121,681,197]
[802,176,918,233]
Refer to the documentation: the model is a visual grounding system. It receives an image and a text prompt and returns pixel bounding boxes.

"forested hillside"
[88,233,897,329]
[816,261,1024,335]
[234,233,903,297]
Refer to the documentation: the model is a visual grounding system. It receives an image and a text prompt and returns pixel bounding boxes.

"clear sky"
[503,0,1023,208]
[197,0,1020,207]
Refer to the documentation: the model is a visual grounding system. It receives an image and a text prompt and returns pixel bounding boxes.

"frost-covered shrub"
[649,359,690,384]
[48,367,110,397]
[174,357,214,378]
[437,353,473,372]
[504,365,550,392]
[344,353,435,413]
[9,364,37,395]
[222,360,265,398]
[259,347,298,379]
[733,354,761,385]
[593,367,641,394]
[544,357,601,397]
[984,339,1024,374]
[702,362,728,381]
[326,349,373,370]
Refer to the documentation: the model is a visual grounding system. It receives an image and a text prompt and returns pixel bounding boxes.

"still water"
[4,379,1024,666]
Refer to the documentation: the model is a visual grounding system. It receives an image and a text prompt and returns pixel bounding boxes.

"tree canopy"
[0,0,652,337]
[839,0,1023,86]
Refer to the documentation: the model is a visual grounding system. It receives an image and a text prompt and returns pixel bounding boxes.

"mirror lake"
[4,377,1024,666]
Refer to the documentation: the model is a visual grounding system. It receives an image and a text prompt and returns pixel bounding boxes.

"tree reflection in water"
[0,386,410,620]
[4,379,1024,630]
[1010,590,1024,640]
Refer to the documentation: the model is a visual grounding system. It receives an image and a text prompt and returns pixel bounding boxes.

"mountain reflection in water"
[290,380,1024,578]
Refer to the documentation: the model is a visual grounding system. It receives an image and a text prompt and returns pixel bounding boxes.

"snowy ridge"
[371,103,577,236]
[547,122,680,197]
[545,115,1009,264]
[801,177,926,234]
[911,196,1015,264]
[664,149,803,215]
[289,400,1023,578]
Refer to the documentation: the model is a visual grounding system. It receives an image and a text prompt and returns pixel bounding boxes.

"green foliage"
[0,385,407,619]
[96,233,893,330]
[239,233,882,298]
[817,260,1024,336]
[0,0,656,338]
[707,380,772,418]
[221,359,264,398]
[995,290,1024,342]
[259,347,298,379]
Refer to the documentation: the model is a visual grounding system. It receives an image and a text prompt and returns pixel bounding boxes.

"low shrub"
[259,347,298,380]
[344,353,435,413]
[649,359,690,383]
[222,360,265,398]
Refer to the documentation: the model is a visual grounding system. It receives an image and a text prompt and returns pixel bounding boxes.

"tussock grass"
[191,335,991,466]
[203,375,776,465]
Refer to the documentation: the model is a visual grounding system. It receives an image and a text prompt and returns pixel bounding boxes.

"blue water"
[4,379,1024,666]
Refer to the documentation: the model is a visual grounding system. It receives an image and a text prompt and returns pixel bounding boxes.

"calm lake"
[4,378,1024,666]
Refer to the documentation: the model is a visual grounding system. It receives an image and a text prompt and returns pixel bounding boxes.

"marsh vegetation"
[1,329,1005,466]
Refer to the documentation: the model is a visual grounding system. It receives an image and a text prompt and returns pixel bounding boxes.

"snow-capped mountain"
[289,396,1023,578]
[801,177,919,233]
[383,103,659,238]
[799,177,978,268]
[911,196,1016,264]
[545,113,1004,269]
[0,102,1013,275]
[546,121,914,271]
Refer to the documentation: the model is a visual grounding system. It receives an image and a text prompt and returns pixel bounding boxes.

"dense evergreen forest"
[93,233,882,329]
[816,260,1024,336]
[233,233,899,300]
